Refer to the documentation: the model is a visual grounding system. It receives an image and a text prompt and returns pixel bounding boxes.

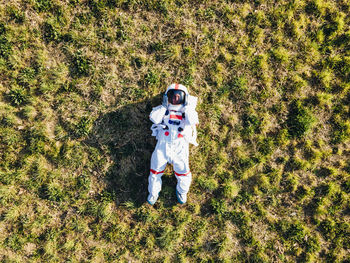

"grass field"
[0,0,349,262]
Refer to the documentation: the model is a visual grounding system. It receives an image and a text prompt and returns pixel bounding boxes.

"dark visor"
[167,89,185,105]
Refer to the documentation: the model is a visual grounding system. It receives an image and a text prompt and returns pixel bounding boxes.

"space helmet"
[165,83,188,105]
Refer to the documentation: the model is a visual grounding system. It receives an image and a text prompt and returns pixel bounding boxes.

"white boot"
[176,190,187,204]
[147,194,159,205]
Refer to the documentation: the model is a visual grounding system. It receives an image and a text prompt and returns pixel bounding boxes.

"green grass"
[0,0,349,262]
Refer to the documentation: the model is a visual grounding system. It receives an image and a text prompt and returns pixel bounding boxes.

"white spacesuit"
[147,83,199,205]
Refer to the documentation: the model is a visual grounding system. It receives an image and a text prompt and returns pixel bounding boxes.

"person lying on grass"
[147,83,199,205]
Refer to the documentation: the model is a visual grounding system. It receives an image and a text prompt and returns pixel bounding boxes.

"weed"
[39,182,64,202]
[286,100,315,138]
[222,181,240,198]
[257,137,275,156]
[210,198,227,216]
[315,166,334,178]
[43,21,60,42]
[135,206,157,223]
[58,141,86,169]
[144,70,160,88]
[241,112,261,137]
[271,47,290,64]
[75,173,91,197]
[74,116,92,138]
[8,87,28,106]
[228,76,249,101]
[197,176,218,192]
[256,174,271,193]
[295,185,310,201]
[330,114,350,144]
[4,234,23,251]
[156,225,177,250]
[0,35,12,59]
[70,51,93,78]
[342,178,350,193]
[304,234,321,254]
[275,128,289,146]
[116,28,128,41]
[23,105,37,120]
[6,6,25,24]
[276,220,306,243]
[281,173,298,192]
[35,0,53,12]
[318,219,336,240]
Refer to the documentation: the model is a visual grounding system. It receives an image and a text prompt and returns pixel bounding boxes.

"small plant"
[275,128,289,146]
[114,17,128,41]
[151,0,169,16]
[34,0,52,12]
[70,51,92,77]
[156,225,177,250]
[241,112,261,137]
[277,220,306,243]
[256,174,271,193]
[39,182,64,202]
[8,87,27,106]
[315,166,334,178]
[251,202,267,217]
[148,41,165,53]
[271,47,289,64]
[221,76,249,101]
[285,156,307,171]
[330,114,350,144]
[116,28,127,41]
[27,128,48,154]
[6,6,25,23]
[304,234,321,254]
[0,23,5,35]
[197,176,218,192]
[4,234,23,251]
[281,173,298,192]
[75,174,91,197]
[131,57,144,69]
[305,0,323,16]
[286,100,315,138]
[0,35,12,59]
[74,116,91,138]
[295,185,310,201]
[135,206,157,223]
[257,137,275,156]
[210,198,227,216]
[144,70,160,87]
[314,182,335,197]
[162,44,182,61]
[43,21,60,42]
[222,181,240,198]
[342,178,350,193]
[17,67,37,87]
[318,219,336,240]
[77,12,93,25]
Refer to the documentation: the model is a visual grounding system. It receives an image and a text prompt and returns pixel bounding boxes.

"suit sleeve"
[149,105,167,124]
[185,108,199,126]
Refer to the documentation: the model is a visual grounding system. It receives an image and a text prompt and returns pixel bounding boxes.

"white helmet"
[165,83,189,105]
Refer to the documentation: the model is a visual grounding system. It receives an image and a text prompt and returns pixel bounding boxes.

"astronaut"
[147,83,199,205]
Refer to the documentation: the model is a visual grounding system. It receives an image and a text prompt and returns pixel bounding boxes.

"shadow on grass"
[85,95,179,208]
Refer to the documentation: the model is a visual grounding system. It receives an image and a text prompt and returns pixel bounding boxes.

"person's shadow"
[84,95,177,207]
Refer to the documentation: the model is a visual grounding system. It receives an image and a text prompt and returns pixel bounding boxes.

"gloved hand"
[162,94,168,107]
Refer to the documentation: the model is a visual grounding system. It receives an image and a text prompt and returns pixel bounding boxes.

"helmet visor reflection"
[167,90,185,105]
